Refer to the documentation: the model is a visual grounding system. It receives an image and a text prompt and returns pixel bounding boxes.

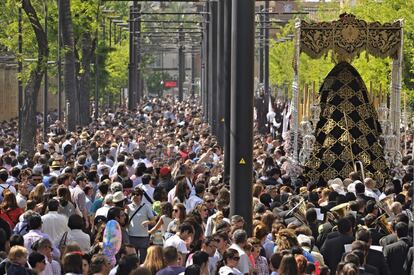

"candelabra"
[381,120,399,167]
[310,102,321,131]
[378,102,389,131]
[299,120,316,165]
[298,99,319,165]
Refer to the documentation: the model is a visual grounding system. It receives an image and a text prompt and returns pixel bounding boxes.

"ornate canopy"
[290,13,403,180]
[300,13,402,61]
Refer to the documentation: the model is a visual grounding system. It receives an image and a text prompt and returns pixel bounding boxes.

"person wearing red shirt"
[0,190,24,229]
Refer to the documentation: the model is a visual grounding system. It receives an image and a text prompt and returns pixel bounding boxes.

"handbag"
[58,231,68,253]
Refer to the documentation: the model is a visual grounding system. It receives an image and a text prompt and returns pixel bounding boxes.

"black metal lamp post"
[57,0,63,121]
[43,2,48,140]
[217,0,224,146]
[223,0,231,179]
[264,0,270,95]
[18,6,23,147]
[208,0,217,135]
[128,2,138,110]
[230,0,254,235]
[178,25,185,101]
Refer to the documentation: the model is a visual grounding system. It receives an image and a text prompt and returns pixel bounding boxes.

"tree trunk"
[20,0,47,156]
[78,32,95,126]
[60,0,78,131]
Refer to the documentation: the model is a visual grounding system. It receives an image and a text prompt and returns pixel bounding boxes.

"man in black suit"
[263,167,282,186]
[355,182,375,203]
[405,246,414,275]
[363,214,386,246]
[383,222,411,275]
[379,213,412,246]
[321,217,355,274]
[321,191,339,214]
[343,251,378,275]
[353,231,390,275]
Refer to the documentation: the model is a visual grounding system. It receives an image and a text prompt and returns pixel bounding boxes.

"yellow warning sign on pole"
[239,158,246,164]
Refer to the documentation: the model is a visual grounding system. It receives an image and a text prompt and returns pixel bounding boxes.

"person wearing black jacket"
[320,191,339,214]
[405,246,414,275]
[343,251,378,275]
[262,167,283,186]
[354,229,390,275]
[321,217,355,275]
[383,222,411,275]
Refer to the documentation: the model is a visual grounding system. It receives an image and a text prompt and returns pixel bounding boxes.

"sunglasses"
[232,256,240,261]
[202,209,208,212]
[206,199,215,203]
[173,209,179,212]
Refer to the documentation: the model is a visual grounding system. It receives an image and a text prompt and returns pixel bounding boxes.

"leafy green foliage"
[147,71,172,95]
[105,42,128,97]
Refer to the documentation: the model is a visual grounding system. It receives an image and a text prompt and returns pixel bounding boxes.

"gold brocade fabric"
[300,13,402,62]
[305,62,388,186]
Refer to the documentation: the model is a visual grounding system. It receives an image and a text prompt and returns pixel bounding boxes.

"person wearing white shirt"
[33,238,61,275]
[41,199,69,247]
[186,236,219,275]
[0,169,16,201]
[65,214,91,253]
[95,195,113,217]
[97,156,111,178]
[16,182,29,209]
[168,177,193,205]
[138,174,156,206]
[61,134,72,153]
[228,230,250,274]
[127,189,155,263]
[116,134,136,157]
[183,165,196,197]
[164,222,194,266]
[364,178,379,201]
[218,249,243,275]
[186,183,205,214]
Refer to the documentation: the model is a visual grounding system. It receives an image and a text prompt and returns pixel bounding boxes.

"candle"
[312,81,316,104]
[304,84,309,119]
[298,86,302,122]
[379,83,383,105]
[369,81,373,104]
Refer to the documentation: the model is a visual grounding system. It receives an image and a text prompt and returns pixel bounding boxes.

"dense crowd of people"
[0,97,411,275]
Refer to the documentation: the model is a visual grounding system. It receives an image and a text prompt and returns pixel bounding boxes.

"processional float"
[288,13,403,186]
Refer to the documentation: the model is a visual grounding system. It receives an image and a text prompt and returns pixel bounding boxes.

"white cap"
[297,234,311,246]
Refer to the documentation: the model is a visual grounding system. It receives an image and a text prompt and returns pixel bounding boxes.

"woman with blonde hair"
[7,245,31,274]
[29,184,46,204]
[141,245,165,275]
[193,203,209,228]
[0,190,23,228]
